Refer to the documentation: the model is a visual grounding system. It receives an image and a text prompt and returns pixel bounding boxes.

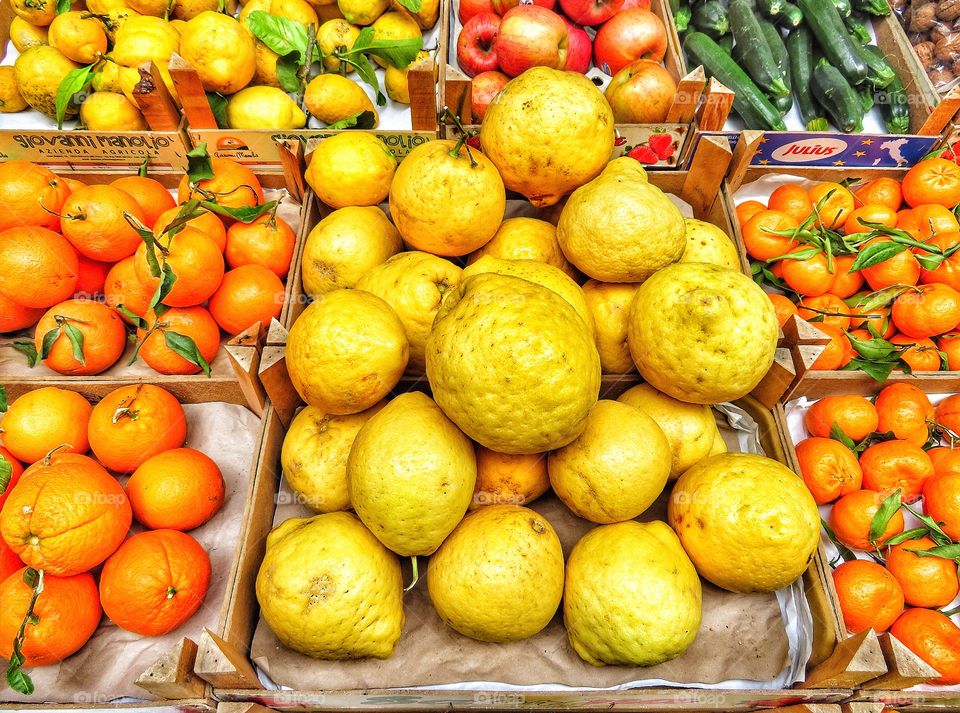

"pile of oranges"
[0,384,226,689]
[0,155,296,376]
[737,157,960,376]
[793,384,960,684]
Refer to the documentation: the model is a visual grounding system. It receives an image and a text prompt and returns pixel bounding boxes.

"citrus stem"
[403,556,419,592]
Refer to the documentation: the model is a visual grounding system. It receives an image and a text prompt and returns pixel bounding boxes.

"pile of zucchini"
[675,0,911,133]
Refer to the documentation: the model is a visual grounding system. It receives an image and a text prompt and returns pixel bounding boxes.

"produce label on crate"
[0,131,189,170]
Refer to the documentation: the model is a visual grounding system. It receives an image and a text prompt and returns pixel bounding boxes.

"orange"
[886,536,960,608]
[902,158,960,208]
[926,446,960,476]
[471,447,550,509]
[782,251,834,297]
[136,306,221,375]
[99,529,211,636]
[103,256,153,322]
[0,446,24,512]
[913,203,960,240]
[0,568,101,667]
[829,254,865,299]
[939,332,960,368]
[809,182,855,229]
[798,293,852,331]
[829,488,905,550]
[0,161,71,232]
[897,208,921,239]
[832,559,904,634]
[208,265,284,335]
[804,395,879,441]
[741,210,799,260]
[154,207,227,252]
[58,175,86,193]
[134,229,225,308]
[891,334,942,371]
[769,292,798,328]
[890,608,960,684]
[767,184,813,223]
[860,237,921,291]
[0,291,43,333]
[127,447,225,531]
[809,323,855,370]
[0,540,22,582]
[875,382,933,445]
[87,384,187,473]
[855,177,903,211]
[844,204,898,235]
[20,450,100,480]
[0,226,79,308]
[794,437,862,504]
[0,459,131,576]
[923,471,960,539]
[225,214,296,277]
[847,295,895,338]
[111,175,177,229]
[177,158,265,218]
[859,440,934,501]
[34,298,127,376]
[736,199,765,227]
[60,185,147,262]
[1,387,92,463]
[73,254,111,298]
[934,393,960,436]
[918,232,960,291]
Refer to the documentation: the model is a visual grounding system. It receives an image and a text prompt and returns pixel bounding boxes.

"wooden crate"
[0,159,315,415]
[0,381,269,711]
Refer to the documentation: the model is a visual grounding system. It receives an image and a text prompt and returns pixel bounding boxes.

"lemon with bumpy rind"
[355,251,462,372]
[389,139,505,257]
[80,92,148,131]
[286,289,409,414]
[14,46,81,118]
[226,86,306,129]
[179,12,256,95]
[557,157,686,283]
[426,273,600,454]
[627,262,779,405]
[467,216,576,279]
[680,218,741,270]
[348,392,476,556]
[9,17,48,53]
[305,132,397,209]
[280,401,385,513]
[618,383,723,478]
[0,68,27,113]
[427,505,564,642]
[581,280,639,374]
[316,19,361,72]
[256,512,404,659]
[304,73,378,126]
[564,520,702,666]
[479,67,614,207]
[668,452,820,593]
[548,400,670,523]
[48,12,107,64]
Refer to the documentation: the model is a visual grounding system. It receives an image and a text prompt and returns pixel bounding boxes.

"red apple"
[493,5,569,77]
[560,0,623,26]
[564,20,592,72]
[619,0,651,9]
[604,58,677,122]
[457,12,501,77]
[472,70,510,120]
[491,0,556,14]
[594,8,667,75]
[460,0,496,23]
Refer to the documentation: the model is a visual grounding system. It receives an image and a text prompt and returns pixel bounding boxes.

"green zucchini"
[852,40,896,88]
[756,0,786,17]
[730,0,791,97]
[691,0,730,38]
[683,32,788,130]
[831,0,852,16]
[675,3,692,31]
[851,0,890,15]
[811,58,865,132]
[776,2,804,26]
[843,11,871,44]
[786,25,829,130]
[717,34,734,53]
[858,85,874,111]
[759,21,793,114]
[866,45,910,133]
[796,0,868,85]
[773,93,794,115]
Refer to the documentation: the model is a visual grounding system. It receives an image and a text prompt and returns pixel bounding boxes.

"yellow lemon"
[91,61,123,93]
[12,0,56,26]
[80,92,148,130]
[86,0,129,13]
[427,505,564,642]
[383,49,430,103]
[300,206,402,296]
[426,273,600,454]
[369,11,421,67]
[102,7,139,42]
[480,67,614,207]
[171,0,221,19]
[627,262,779,404]
[581,280,639,373]
[471,447,549,509]
[126,0,167,16]
[564,520,701,666]
[179,11,256,94]
[389,139,505,256]
[280,401,385,512]
[111,16,179,66]
[48,11,107,64]
[355,251,462,372]
[252,40,281,88]
[548,399,670,523]
[226,86,306,129]
[468,216,576,279]
[305,132,397,209]
[304,73,378,126]
[390,0,437,28]
[9,17,49,53]
[256,512,404,659]
[337,0,388,25]
[680,218,741,270]
[286,289,408,413]
[14,46,81,118]
[668,452,820,592]
[316,18,361,72]
[0,68,28,113]
[348,392,476,556]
